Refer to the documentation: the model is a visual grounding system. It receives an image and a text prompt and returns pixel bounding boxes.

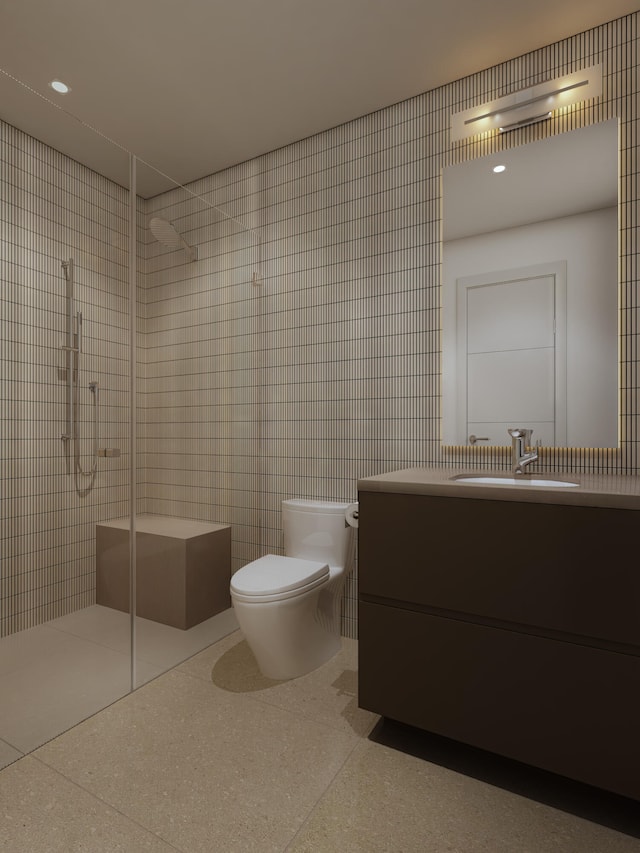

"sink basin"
[453,475,579,488]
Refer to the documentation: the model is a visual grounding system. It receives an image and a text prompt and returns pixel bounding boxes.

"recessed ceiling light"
[492,164,506,173]
[49,80,70,94]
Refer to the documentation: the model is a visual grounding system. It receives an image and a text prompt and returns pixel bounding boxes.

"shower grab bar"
[77,381,99,477]
[61,313,82,352]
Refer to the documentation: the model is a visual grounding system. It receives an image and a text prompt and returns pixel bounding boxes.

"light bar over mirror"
[450,64,603,141]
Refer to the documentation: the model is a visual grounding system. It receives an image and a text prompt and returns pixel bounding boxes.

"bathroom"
[2,2,640,849]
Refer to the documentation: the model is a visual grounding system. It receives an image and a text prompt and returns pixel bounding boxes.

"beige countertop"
[357,467,640,510]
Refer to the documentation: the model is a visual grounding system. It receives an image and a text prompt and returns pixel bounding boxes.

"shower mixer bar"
[60,259,101,477]
[61,258,76,442]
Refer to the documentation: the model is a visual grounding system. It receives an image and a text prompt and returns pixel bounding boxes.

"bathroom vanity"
[357,468,640,801]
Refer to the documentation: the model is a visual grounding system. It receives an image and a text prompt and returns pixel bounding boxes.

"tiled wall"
[2,12,638,639]
[141,13,638,639]
[0,121,131,636]
[140,185,262,571]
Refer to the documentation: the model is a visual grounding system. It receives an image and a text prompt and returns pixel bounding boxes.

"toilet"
[230,499,355,680]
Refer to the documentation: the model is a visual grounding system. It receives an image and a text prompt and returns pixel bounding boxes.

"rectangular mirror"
[441,119,619,449]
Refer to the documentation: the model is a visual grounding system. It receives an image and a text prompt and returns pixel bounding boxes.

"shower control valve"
[98,447,121,458]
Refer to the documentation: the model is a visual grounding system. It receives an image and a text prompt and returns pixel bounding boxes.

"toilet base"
[232,593,341,680]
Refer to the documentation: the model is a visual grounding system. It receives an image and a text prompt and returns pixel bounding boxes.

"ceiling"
[0,0,637,197]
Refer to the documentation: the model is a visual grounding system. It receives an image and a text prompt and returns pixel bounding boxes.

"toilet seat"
[230,554,330,603]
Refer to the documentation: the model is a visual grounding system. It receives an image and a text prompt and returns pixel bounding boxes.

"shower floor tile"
[48,604,239,673]
[0,625,155,754]
[0,605,238,755]
[0,739,22,771]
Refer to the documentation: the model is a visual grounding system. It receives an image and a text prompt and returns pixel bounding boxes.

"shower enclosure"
[0,70,263,766]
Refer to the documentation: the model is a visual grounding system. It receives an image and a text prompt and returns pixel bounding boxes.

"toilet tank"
[282,499,351,568]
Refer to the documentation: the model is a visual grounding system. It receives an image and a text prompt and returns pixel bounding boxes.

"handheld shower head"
[149,217,198,262]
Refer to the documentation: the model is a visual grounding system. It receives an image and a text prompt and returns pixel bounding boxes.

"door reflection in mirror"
[441,120,618,448]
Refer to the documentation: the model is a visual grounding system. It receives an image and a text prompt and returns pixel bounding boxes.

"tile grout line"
[26,648,368,853]
[245,687,379,741]
[0,738,25,768]
[19,753,187,853]
[0,616,239,738]
[282,736,370,852]
[173,639,375,739]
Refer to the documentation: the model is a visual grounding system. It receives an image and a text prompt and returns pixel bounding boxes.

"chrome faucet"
[507,427,538,475]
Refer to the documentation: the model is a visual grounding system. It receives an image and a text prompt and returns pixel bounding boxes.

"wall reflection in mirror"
[441,119,619,449]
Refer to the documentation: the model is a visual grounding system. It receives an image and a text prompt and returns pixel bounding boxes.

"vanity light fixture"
[49,79,70,94]
[499,111,552,133]
[450,64,602,142]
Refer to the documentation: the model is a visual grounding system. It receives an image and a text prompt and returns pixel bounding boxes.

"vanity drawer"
[358,490,640,649]
[358,601,640,800]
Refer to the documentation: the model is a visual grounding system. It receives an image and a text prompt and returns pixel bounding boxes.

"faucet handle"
[507,427,534,447]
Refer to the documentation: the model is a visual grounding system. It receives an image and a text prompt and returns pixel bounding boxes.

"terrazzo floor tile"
[178,630,380,737]
[0,756,178,852]
[287,739,640,853]
[34,667,360,853]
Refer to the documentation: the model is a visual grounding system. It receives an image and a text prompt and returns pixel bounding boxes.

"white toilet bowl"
[230,499,354,680]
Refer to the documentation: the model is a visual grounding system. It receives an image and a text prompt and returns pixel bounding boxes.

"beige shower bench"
[96,514,231,630]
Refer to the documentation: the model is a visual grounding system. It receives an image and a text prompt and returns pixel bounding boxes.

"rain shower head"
[149,216,181,249]
[149,217,198,262]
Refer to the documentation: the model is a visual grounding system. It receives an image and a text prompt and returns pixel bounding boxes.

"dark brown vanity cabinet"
[357,489,640,801]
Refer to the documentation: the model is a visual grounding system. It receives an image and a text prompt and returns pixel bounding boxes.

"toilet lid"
[230,554,330,597]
